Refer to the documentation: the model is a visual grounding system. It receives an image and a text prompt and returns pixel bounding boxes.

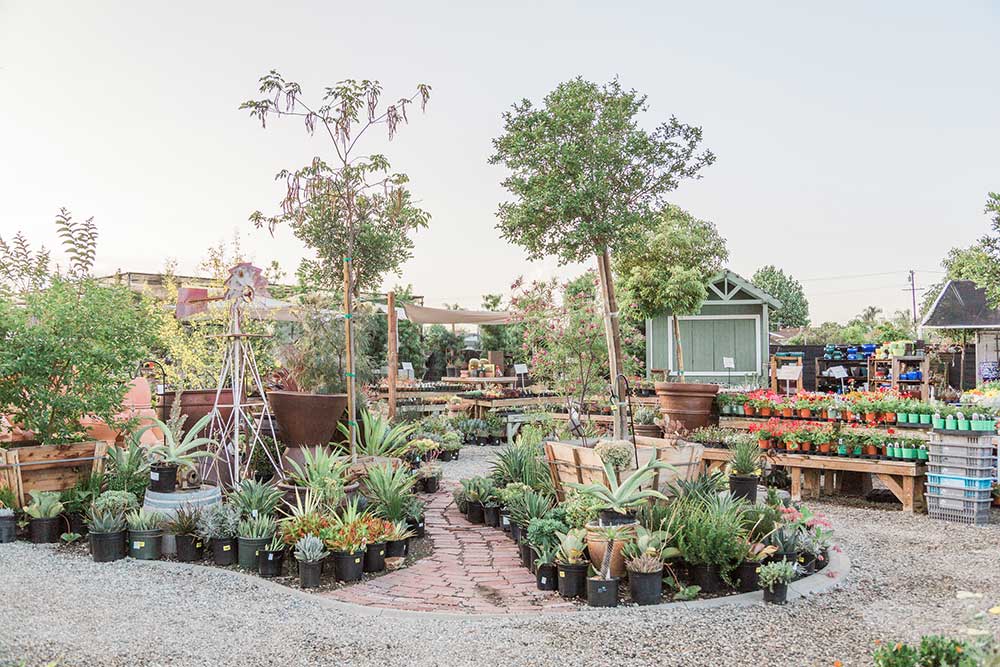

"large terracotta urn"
[267,391,348,448]
[654,382,719,432]
[159,389,234,429]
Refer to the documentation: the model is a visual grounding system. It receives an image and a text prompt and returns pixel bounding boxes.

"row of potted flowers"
[744,420,930,460]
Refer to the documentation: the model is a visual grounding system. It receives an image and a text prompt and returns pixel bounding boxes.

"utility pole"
[904,270,925,332]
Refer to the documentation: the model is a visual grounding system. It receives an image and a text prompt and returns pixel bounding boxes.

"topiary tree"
[490,77,714,433]
[751,265,810,330]
[615,205,728,382]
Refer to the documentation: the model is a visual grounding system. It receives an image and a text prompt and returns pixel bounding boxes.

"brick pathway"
[323,485,577,614]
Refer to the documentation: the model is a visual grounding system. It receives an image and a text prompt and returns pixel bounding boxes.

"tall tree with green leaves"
[615,205,728,381]
[241,71,430,460]
[490,77,714,434]
[751,265,810,330]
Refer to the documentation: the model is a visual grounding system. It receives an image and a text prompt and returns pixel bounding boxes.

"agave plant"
[126,508,166,532]
[388,520,415,542]
[24,491,63,519]
[197,502,241,540]
[490,441,547,489]
[86,506,126,534]
[506,489,554,528]
[555,528,587,565]
[238,514,277,540]
[565,457,671,516]
[139,414,216,471]
[364,463,417,522]
[105,439,151,497]
[338,410,416,458]
[294,534,328,563]
[228,479,283,519]
[286,447,350,506]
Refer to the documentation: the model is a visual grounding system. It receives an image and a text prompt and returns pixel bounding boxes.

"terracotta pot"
[267,391,348,447]
[842,410,853,421]
[799,441,812,452]
[653,382,719,432]
[584,521,636,578]
[781,408,793,418]
[785,440,799,452]
[759,407,772,417]
[818,442,831,454]
[883,412,896,424]
[159,389,233,428]
[798,409,811,419]
[865,412,877,424]
[820,409,829,420]
[758,439,771,450]
[743,404,755,416]
[863,445,877,457]
[633,423,663,439]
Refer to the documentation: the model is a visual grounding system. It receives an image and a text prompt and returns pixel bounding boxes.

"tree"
[615,205,728,381]
[751,265,810,330]
[242,72,431,459]
[979,192,1000,307]
[490,77,714,434]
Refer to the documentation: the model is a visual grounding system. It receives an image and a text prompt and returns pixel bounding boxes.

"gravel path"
[3,442,999,667]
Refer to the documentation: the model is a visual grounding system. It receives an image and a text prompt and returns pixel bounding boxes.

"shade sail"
[401,303,511,325]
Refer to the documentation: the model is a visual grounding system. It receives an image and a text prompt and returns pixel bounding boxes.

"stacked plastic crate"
[925,431,997,525]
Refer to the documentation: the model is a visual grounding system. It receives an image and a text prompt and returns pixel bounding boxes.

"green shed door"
[674,317,757,374]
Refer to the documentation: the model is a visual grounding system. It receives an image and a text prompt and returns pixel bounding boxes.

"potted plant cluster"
[24,491,64,544]
[127,508,166,560]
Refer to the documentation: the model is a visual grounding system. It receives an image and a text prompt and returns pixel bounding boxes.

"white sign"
[776,365,803,381]
[400,361,414,380]
[828,365,849,379]
[722,357,735,370]
[514,363,529,375]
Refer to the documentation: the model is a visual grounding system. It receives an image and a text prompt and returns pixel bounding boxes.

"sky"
[1,1,997,324]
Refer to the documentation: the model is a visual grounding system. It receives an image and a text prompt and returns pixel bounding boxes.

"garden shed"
[921,279,1000,383]
[645,270,781,384]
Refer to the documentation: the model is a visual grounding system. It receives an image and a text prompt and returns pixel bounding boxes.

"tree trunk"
[343,258,357,462]
[672,314,686,383]
[387,291,398,420]
[596,248,627,438]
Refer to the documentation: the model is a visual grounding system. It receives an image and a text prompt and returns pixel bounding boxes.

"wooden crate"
[1,441,107,508]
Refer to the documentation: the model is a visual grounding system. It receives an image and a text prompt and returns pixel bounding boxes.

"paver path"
[323,484,577,614]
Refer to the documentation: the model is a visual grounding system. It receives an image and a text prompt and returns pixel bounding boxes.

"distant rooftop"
[921,280,1000,329]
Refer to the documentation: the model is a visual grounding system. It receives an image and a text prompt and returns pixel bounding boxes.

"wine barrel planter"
[267,391,348,447]
[144,484,222,557]
[654,382,719,431]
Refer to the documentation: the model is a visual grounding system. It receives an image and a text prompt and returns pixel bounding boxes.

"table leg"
[901,475,915,514]
[790,467,802,502]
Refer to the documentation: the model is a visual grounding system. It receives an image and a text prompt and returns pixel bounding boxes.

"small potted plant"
[758,560,795,604]
[555,529,589,598]
[362,516,392,573]
[140,414,216,494]
[126,508,166,560]
[623,527,677,605]
[587,525,627,607]
[527,516,567,575]
[229,479,284,521]
[60,473,103,536]
[258,534,286,578]
[727,437,761,504]
[0,504,15,544]
[632,406,663,438]
[198,502,241,566]
[385,520,414,559]
[237,514,277,571]
[85,506,127,562]
[416,462,442,494]
[405,498,426,538]
[167,506,204,562]
[329,500,366,582]
[24,490,64,544]
[294,535,327,588]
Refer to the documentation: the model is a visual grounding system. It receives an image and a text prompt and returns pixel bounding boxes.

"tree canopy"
[751,265,810,330]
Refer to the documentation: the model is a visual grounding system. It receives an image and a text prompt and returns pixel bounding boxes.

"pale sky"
[1,1,997,323]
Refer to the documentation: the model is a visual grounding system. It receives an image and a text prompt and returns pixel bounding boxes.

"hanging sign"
[722,357,735,369]
[777,365,803,381]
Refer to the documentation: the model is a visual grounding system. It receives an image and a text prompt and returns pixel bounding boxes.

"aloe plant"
[565,457,671,516]
[24,491,63,519]
[140,414,216,471]
[555,528,587,565]
[228,479,283,519]
[238,514,277,540]
[338,410,416,458]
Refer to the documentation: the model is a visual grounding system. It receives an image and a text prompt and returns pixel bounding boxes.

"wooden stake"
[387,291,398,420]
[672,314,686,382]
[343,258,356,462]
[596,248,626,438]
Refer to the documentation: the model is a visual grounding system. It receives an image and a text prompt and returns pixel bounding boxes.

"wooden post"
[672,315,686,382]
[387,291,398,420]
[596,248,626,439]
[343,258,356,462]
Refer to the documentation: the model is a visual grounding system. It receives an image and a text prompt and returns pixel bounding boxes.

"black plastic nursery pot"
[364,541,386,573]
[212,538,237,566]
[258,549,285,578]
[422,477,440,494]
[536,563,558,591]
[386,538,408,558]
[67,512,88,536]
[773,551,796,564]
[438,450,455,462]
[628,570,663,606]
[690,563,723,593]
[89,530,126,563]
[0,515,16,543]
[799,553,816,574]
[129,529,163,560]
[736,561,760,592]
[333,550,365,582]
[763,583,788,605]
[587,577,620,608]
[510,523,522,544]
[483,504,501,528]
[238,537,271,571]
[500,511,511,533]
[597,509,634,526]
[557,563,588,598]
[299,560,322,588]
[175,534,204,563]
[519,542,532,568]
[407,515,426,538]
[148,463,178,493]
[728,475,758,504]
[30,517,61,544]
[466,501,485,524]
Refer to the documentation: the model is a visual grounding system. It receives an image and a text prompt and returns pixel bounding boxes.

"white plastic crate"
[926,483,993,501]
[928,507,991,526]
[925,492,993,514]
[927,463,994,479]
[927,451,996,469]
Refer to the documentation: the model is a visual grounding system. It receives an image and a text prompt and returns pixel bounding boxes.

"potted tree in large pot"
[616,206,729,432]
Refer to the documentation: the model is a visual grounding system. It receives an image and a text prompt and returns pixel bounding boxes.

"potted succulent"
[405,498,426,538]
[294,535,328,588]
[526,516,567,575]
[623,527,677,605]
[0,504,15,544]
[727,437,761,504]
[328,500,366,582]
[555,529,589,598]
[237,514,277,571]
[86,506,127,562]
[229,478,284,520]
[362,516,392,573]
[258,535,286,578]
[167,506,204,563]
[60,473,103,536]
[587,525,628,607]
[24,491,64,544]
[632,406,663,438]
[385,520,414,559]
[198,502,241,566]
[767,525,800,563]
[140,414,216,494]
[533,542,559,591]
[416,463,442,494]
[758,560,796,604]
[126,508,166,560]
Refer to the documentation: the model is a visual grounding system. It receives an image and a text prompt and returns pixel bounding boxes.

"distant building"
[921,279,1000,383]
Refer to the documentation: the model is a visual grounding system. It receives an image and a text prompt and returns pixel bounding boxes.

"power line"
[799,269,946,282]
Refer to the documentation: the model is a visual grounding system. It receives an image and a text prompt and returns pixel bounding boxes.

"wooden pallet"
[1,441,107,508]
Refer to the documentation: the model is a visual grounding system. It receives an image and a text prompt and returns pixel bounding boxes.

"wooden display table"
[450,376,519,385]
[468,396,557,419]
[701,448,926,513]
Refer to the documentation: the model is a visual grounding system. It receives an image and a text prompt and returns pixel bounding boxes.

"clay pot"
[654,382,719,432]
[759,407,772,417]
[584,521,636,579]
[159,389,233,429]
[267,391,348,447]
[758,439,771,450]
[633,423,663,439]
[743,404,755,416]
[781,408,793,418]
[798,409,811,419]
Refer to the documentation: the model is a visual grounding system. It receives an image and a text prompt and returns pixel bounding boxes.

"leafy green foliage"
[0,230,49,296]
[0,278,158,443]
[24,491,64,519]
[751,265,810,329]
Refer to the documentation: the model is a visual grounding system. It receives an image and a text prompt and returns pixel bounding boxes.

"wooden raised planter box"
[543,436,705,501]
[1,441,107,508]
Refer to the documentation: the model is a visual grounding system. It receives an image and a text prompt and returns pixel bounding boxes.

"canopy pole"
[388,291,398,420]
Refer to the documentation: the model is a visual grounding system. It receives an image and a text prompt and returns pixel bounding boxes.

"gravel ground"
[3,443,999,667]
[437,443,503,480]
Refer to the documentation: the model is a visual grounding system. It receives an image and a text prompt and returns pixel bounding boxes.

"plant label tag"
[255,550,260,557]
[150,471,159,481]
[501,516,510,527]
[514,363,528,375]
[223,544,231,552]
[540,577,547,584]
[251,510,258,518]
[379,550,384,556]
[828,365,848,379]
[777,365,803,381]
[267,553,273,561]
[722,356,735,369]
[196,542,202,548]
[133,541,144,548]
[354,558,361,564]
[559,571,565,578]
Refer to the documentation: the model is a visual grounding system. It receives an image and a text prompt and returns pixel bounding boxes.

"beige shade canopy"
[401,303,511,325]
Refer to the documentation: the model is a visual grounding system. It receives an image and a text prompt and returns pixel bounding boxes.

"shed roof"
[704,270,783,310]
[921,279,1000,329]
